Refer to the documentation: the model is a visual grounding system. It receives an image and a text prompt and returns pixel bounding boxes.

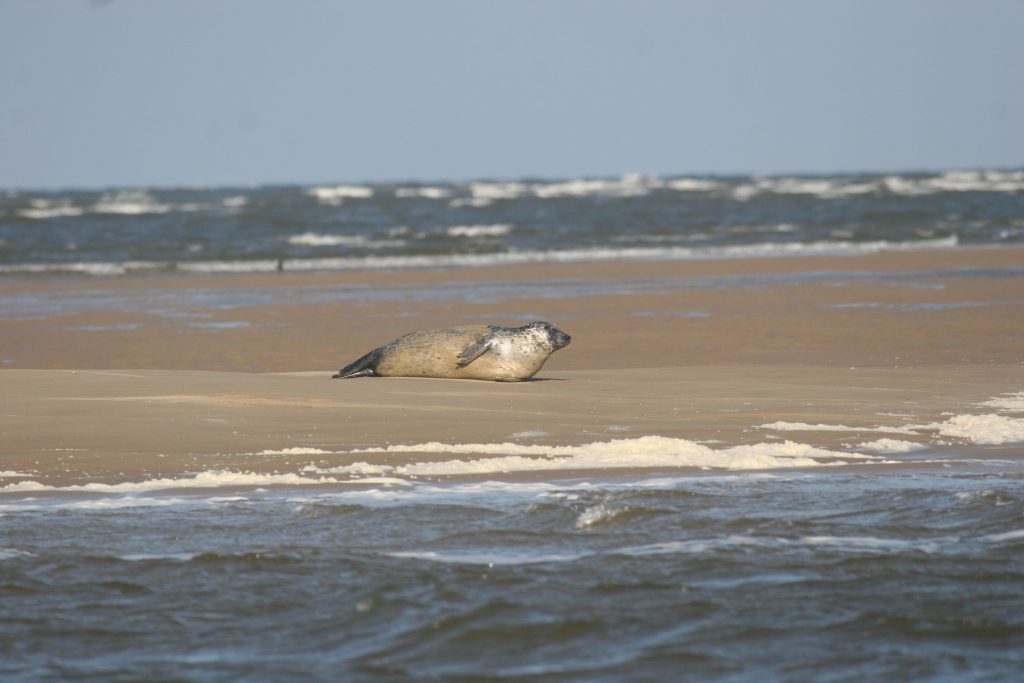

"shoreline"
[0,234,965,278]
[2,365,1022,487]
[2,245,1023,372]
[2,241,1021,287]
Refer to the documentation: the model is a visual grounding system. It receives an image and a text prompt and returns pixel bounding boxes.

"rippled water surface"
[2,170,1023,276]
[3,457,1023,681]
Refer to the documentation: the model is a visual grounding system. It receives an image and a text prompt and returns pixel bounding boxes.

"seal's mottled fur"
[332,321,571,382]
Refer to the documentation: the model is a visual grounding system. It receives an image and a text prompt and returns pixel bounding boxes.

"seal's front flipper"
[455,338,492,368]
[332,348,382,379]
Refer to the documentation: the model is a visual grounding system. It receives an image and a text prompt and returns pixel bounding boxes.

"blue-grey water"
[2,459,1023,682]
[2,170,1023,276]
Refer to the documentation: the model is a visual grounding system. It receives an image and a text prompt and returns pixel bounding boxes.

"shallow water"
[2,454,1023,681]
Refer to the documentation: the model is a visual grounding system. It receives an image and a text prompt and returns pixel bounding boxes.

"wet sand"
[2,246,1023,485]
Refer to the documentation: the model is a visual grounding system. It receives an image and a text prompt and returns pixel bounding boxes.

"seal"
[331,321,571,382]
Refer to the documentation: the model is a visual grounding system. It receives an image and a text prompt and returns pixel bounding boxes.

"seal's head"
[522,321,571,351]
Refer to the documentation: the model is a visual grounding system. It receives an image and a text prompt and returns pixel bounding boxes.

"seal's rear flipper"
[332,348,382,379]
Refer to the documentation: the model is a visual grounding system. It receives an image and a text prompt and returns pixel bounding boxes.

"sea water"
[2,428,1023,680]
[2,170,1023,277]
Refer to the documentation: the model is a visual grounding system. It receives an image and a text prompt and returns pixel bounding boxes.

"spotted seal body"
[331,321,571,381]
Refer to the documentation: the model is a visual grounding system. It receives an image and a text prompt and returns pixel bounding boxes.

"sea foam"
[332,436,884,476]
[763,393,1024,446]
[981,392,1024,413]
[92,190,171,215]
[760,422,919,435]
[446,224,511,238]
[0,236,961,277]
[854,439,929,454]
[923,414,1024,446]
[285,232,403,249]
[1,470,342,494]
[306,185,374,205]
[396,186,452,199]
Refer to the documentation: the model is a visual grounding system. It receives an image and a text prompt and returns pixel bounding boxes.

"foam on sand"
[331,436,889,476]
[260,447,334,456]
[760,422,919,435]
[981,392,1024,413]
[922,414,1024,446]
[853,439,929,454]
[764,390,1024,446]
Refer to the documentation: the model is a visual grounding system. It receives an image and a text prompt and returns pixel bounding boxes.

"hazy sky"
[1,0,1022,189]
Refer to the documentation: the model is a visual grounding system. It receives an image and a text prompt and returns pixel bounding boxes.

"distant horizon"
[5,164,1023,194]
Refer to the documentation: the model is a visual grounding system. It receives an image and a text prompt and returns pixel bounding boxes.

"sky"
[1,0,1022,189]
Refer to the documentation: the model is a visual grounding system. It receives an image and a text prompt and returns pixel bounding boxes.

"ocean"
[2,170,1023,276]
[3,453,1024,681]
[2,169,1024,681]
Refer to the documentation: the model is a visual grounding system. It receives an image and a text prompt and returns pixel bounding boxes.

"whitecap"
[445,224,511,238]
[222,195,248,208]
[450,197,497,208]
[531,176,651,199]
[396,186,452,199]
[883,170,1024,196]
[982,529,1024,543]
[732,177,880,200]
[285,232,404,249]
[614,535,776,556]
[799,535,939,553]
[467,181,529,201]
[1,470,341,494]
[0,261,163,276]
[575,503,630,529]
[665,178,723,192]
[0,496,195,513]
[388,549,589,566]
[17,202,85,219]
[118,553,198,562]
[0,548,36,560]
[306,185,374,205]
[92,190,171,215]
